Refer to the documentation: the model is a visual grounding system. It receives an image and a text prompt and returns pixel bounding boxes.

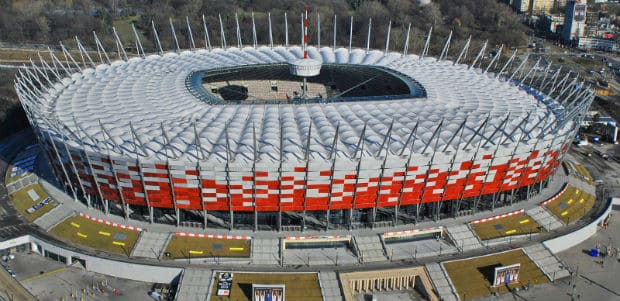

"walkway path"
[175,268,213,301]
[251,238,280,265]
[526,206,564,231]
[355,234,387,263]
[446,224,483,252]
[523,243,570,281]
[130,232,169,259]
[425,262,458,301]
[318,271,343,301]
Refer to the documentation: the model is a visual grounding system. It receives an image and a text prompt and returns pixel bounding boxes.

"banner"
[252,284,285,301]
[216,272,234,296]
[492,263,520,287]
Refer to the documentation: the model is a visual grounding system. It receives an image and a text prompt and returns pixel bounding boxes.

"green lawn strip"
[164,236,251,259]
[545,187,595,224]
[443,249,548,300]
[113,15,144,45]
[49,215,140,256]
[5,168,28,184]
[209,272,322,301]
[9,184,58,222]
[471,213,542,241]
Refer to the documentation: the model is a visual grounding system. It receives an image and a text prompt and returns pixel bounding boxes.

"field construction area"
[10,184,58,222]
[471,213,542,241]
[164,235,251,259]
[49,215,141,256]
[545,186,595,224]
[209,272,322,301]
[443,249,548,300]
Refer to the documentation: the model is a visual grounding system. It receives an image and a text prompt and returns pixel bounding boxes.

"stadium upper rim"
[15,18,593,165]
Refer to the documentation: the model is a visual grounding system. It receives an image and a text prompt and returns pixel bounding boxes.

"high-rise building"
[531,0,557,14]
[510,0,569,15]
[562,0,587,42]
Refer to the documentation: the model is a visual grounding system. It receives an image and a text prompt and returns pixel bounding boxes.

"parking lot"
[3,252,155,301]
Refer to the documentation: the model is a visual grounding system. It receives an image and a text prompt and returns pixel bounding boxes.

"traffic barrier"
[79,213,144,231]
[174,232,251,240]
[469,208,525,224]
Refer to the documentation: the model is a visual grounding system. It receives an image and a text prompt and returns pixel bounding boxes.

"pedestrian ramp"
[445,224,482,252]
[354,234,387,263]
[131,232,170,259]
[176,268,212,301]
[319,271,343,301]
[33,206,73,231]
[251,238,280,265]
[523,244,570,281]
[526,206,563,231]
[425,262,459,301]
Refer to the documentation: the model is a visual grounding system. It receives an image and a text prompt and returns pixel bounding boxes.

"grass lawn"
[471,213,542,241]
[545,186,595,224]
[49,215,140,256]
[9,184,58,222]
[113,15,144,46]
[5,165,30,184]
[443,249,548,300]
[164,236,251,259]
[209,272,322,301]
[0,48,85,63]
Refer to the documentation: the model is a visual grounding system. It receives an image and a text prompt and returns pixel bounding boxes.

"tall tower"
[562,0,587,42]
[288,6,322,98]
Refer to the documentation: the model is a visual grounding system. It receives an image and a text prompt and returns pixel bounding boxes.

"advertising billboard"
[574,4,586,22]
[492,263,521,287]
[216,272,234,296]
[252,284,285,301]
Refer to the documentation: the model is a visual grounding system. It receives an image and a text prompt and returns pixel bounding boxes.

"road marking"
[21,267,67,283]
[505,229,517,235]
[519,219,530,224]
[189,250,203,254]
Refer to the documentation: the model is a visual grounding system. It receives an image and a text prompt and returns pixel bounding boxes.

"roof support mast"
[170,19,180,52]
[403,23,411,56]
[131,23,145,58]
[333,15,337,51]
[151,21,163,55]
[219,14,227,49]
[186,16,196,51]
[202,15,212,51]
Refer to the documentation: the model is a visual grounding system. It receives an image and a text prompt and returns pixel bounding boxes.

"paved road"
[481,205,620,301]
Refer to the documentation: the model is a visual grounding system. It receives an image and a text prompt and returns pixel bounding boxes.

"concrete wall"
[0,235,182,283]
[544,197,620,253]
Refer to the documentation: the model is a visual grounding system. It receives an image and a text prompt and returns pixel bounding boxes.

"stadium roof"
[32,46,570,163]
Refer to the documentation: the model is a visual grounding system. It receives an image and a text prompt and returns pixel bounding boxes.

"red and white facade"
[16,16,593,231]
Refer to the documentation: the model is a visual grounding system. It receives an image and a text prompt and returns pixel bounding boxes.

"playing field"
[443,249,548,300]
[471,213,542,241]
[9,184,58,222]
[545,186,595,224]
[49,215,140,256]
[209,272,322,301]
[164,235,251,259]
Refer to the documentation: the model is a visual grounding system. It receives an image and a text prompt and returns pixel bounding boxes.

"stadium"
[15,14,593,231]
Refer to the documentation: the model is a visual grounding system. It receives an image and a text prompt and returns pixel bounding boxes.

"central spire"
[288,5,322,100]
